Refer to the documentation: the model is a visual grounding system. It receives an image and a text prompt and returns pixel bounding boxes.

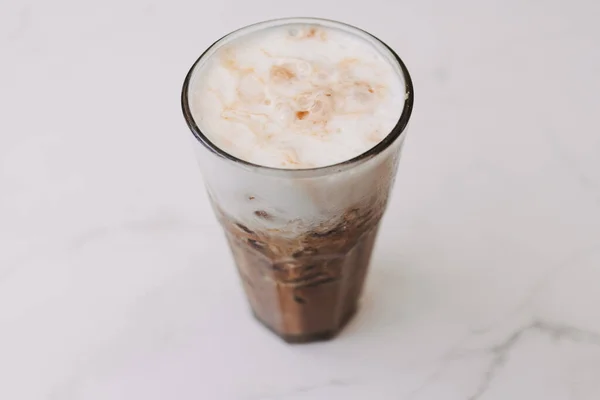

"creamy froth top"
[188,22,405,169]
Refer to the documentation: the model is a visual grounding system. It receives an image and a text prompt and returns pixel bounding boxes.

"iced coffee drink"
[182,18,413,343]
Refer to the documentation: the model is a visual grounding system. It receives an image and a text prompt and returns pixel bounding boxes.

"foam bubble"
[189,22,405,169]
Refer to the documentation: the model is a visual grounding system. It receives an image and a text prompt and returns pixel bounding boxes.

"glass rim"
[181,17,414,178]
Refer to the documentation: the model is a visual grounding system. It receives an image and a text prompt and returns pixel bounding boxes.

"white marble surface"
[1,0,600,399]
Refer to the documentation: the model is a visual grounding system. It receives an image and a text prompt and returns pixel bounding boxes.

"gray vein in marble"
[466,326,526,400]
[407,320,600,400]
[407,246,600,399]
[254,379,351,400]
[0,214,206,286]
[471,245,600,336]
[545,128,600,208]
[404,334,473,399]
[468,321,600,400]
[70,213,205,249]
[533,320,600,345]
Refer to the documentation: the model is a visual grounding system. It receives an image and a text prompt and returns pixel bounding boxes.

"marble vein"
[544,128,600,208]
[470,245,600,336]
[254,379,351,400]
[70,213,205,250]
[409,320,600,400]
[469,321,600,400]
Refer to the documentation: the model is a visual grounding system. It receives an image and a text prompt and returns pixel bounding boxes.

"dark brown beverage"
[217,205,383,343]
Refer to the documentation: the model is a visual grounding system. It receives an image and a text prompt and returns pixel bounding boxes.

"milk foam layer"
[189,22,405,169]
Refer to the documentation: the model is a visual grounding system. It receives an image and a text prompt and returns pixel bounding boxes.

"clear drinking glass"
[181,17,414,343]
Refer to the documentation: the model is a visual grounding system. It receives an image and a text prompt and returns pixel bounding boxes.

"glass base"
[252,305,358,344]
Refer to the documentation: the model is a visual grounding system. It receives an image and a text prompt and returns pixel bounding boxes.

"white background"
[1,0,600,399]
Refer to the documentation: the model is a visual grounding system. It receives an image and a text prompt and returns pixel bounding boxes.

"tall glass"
[181,18,414,343]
